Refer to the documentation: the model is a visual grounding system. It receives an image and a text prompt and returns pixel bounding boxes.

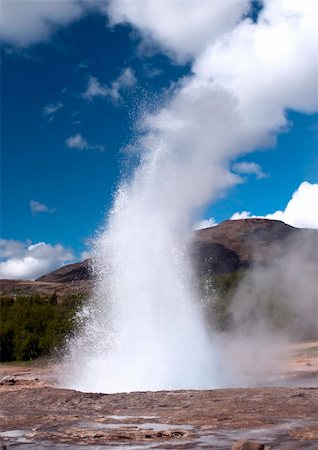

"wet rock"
[1,383,318,449]
[0,377,16,386]
[231,440,268,450]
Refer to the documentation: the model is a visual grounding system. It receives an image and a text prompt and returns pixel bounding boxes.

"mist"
[214,229,318,387]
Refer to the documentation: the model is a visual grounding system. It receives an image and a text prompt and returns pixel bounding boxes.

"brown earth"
[1,342,317,449]
[0,278,93,299]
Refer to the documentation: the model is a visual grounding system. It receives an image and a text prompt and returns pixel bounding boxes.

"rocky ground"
[1,343,317,449]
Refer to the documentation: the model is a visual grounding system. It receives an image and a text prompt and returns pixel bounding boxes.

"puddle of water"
[1,429,27,438]
[107,415,157,420]
[3,418,316,449]
[0,429,160,450]
[77,421,193,432]
[0,428,33,444]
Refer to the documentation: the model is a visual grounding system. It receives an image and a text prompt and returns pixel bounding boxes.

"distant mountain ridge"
[1,218,317,298]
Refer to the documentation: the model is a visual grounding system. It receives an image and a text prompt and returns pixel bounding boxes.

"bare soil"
[1,342,317,449]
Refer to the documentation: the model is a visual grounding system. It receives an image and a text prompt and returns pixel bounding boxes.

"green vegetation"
[199,272,244,331]
[1,270,311,362]
[0,294,86,362]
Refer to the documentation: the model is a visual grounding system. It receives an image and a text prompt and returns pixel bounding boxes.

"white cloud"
[107,0,250,61]
[192,218,218,230]
[82,76,108,100]
[66,133,104,152]
[82,68,137,102]
[265,182,318,229]
[66,133,88,150]
[142,63,164,79]
[232,161,268,179]
[42,101,63,124]
[0,239,30,259]
[30,200,56,214]
[193,1,318,139]
[0,0,89,47]
[230,182,318,229]
[0,0,249,58]
[0,241,75,280]
[43,101,63,116]
[111,67,137,100]
[230,211,251,221]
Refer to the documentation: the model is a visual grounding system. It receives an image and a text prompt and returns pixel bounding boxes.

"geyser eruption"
[63,0,317,393]
[64,134,221,393]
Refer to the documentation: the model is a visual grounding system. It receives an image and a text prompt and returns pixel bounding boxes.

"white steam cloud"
[217,229,318,387]
[63,1,318,392]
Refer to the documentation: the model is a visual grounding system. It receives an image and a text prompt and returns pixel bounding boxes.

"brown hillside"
[1,219,317,297]
[192,218,313,274]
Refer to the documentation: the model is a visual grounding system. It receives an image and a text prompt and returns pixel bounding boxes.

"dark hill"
[1,219,317,297]
[192,218,317,275]
[36,259,92,283]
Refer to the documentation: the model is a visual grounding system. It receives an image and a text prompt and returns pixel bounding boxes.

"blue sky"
[1,12,189,253]
[0,1,317,279]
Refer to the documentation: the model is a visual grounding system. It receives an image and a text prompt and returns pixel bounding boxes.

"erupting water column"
[63,121,218,393]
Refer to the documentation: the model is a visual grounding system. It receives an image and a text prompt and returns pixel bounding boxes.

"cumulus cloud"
[111,67,137,97]
[82,77,108,100]
[0,239,30,259]
[66,133,104,152]
[232,161,268,179]
[0,0,89,47]
[230,211,251,221]
[0,241,75,280]
[0,0,249,59]
[231,182,318,229]
[82,68,137,102]
[264,182,318,229]
[30,200,56,214]
[107,0,250,61]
